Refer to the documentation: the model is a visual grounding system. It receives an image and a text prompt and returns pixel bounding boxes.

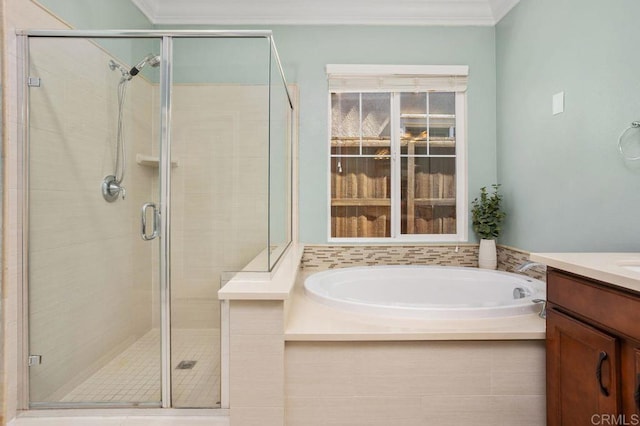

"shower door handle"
[141,202,160,241]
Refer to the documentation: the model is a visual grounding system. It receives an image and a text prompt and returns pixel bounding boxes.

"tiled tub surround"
[498,245,546,281]
[285,341,545,426]
[284,245,546,426]
[300,244,479,269]
[301,244,546,281]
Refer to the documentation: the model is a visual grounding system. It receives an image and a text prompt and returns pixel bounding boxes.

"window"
[327,65,468,242]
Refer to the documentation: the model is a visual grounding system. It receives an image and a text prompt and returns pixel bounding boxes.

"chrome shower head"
[147,55,161,67]
[129,53,161,78]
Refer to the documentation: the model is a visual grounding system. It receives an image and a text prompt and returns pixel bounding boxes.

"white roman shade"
[326,64,469,93]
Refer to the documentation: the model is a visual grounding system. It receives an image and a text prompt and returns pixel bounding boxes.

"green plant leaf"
[470,184,506,240]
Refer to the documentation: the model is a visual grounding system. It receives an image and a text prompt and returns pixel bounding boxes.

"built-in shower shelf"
[136,154,179,168]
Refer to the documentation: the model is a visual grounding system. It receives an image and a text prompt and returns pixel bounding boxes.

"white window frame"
[326,65,468,243]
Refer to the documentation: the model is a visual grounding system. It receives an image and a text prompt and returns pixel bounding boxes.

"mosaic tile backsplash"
[497,245,546,281]
[301,244,546,281]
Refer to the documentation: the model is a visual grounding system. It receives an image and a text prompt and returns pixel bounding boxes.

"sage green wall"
[163,24,498,243]
[26,0,499,244]
[496,0,640,252]
[34,0,154,70]
[29,0,640,251]
[131,23,500,244]
[36,0,151,29]
[268,26,497,243]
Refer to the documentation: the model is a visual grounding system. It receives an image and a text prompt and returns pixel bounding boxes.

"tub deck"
[285,271,546,341]
[285,270,546,426]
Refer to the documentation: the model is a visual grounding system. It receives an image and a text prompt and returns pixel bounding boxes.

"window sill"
[328,235,467,244]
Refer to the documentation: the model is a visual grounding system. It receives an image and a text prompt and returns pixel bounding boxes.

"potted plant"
[471,184,506,269]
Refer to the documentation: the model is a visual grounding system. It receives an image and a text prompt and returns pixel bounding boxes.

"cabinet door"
[547,308,620,426]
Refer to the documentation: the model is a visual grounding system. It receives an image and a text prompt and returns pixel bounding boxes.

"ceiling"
[131,0,520,26]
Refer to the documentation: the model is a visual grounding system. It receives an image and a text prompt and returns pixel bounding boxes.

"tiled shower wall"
[26,37,154,401]
[152,84,271,329]
[2,1,274,413]
[301,244,545,281]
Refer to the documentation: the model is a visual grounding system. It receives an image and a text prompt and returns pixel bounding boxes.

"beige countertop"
[217,243,303,300]
[529,252,640,293]
[285,271,546,341]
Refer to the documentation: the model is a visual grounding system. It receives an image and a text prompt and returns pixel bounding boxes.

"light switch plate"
[552,92,564,115]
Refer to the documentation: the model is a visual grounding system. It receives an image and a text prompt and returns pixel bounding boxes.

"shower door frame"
[17,29,291,410]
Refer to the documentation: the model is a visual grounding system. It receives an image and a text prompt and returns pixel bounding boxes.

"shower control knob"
[102,175,126,202]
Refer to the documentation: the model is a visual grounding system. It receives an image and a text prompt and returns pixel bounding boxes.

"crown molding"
[149,15,497,27]
[488,0,520,22]
[130,0,159,23]
[131,0,520,26]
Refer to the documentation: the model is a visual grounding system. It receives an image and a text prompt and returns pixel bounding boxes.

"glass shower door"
[168,36,271,408]
[24,30,293,410]
[26,36,163,407]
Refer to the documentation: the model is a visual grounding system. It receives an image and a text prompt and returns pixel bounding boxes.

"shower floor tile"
[61,328,220,407]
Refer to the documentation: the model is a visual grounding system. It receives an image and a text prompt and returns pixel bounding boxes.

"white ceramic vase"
[478,238,497,269]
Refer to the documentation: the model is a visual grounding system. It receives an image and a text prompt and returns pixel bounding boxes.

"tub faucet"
[532,299,547,319]
[516,261,546,273]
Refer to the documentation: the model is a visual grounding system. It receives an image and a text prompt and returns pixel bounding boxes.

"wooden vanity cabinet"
[546,308,619,425]
[546,268,640,426]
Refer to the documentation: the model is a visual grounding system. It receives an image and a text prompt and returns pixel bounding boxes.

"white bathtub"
[304,265,546,320]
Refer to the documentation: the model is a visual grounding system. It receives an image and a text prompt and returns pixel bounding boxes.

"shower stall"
[17,30,293,409]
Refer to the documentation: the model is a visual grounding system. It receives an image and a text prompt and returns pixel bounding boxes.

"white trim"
[147,15,497,26]
[390,93,401,238]
[328,235,464,244]
[326,92,333,243]
[455,91,469,242]
[489,0,521,23]
[326,64,469,77]
[128,0,520,26]
[327,65,468,93]
[327,72,469,243]
[130,0,159,22]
